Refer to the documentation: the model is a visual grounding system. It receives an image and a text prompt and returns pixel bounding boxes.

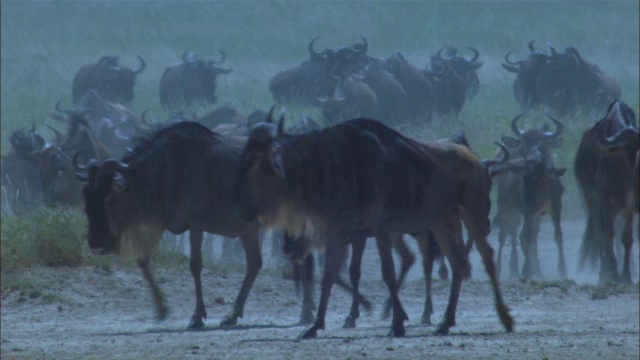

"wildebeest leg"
[298,236,347,339]
[187,230,206,329]
[137,257,169,321]
[220,230,263,326]
[550,186,567,279]
[430,220,467,335]
[298,253,316,325]
[382,233,415,320]
[437,256,449,281]
[343,234,367,329]
[497,210,518,280]
[520,213,543,280]
[597,209,618,284]
[415,232,437,325]
[463,212,514,333]
[375,230,408,337]
[619,210,634,284]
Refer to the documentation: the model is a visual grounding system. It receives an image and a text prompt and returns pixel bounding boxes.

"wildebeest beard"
[274,118,436,219]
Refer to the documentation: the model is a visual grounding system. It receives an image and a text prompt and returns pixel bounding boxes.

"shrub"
[1,208,87,269]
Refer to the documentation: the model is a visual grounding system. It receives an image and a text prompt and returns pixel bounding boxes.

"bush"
[1,208,87,269]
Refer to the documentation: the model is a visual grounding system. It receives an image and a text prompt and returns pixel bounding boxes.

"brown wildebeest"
[234,110,513,338]
[73,121,263,329]
[51,90,143,159]
[317,75,379,125]
[72,55,146,105]
[159,50,232,110]
[575,100,639,284]
[494,112,567,280]
[36,112,112,208]
[433,46,483,100]
[385,53,435,122]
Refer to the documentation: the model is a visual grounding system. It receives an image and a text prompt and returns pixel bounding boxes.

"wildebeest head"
[594,100,639,152]
[501,112,564,157]
[434,46,483,99]
[74,155,133,254]
[234,107,290,222]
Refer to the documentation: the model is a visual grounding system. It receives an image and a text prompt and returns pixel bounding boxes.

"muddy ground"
[2,220,639,359]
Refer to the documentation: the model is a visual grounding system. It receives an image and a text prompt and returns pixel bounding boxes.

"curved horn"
[356,35,368,54]
[182,50,192,63]
[265,106,276,124]
[528,40,537,53]
[510,112,528,137]
[547,41,558,58]
[100,159,129,174]
[466,47,479,63]
[133,55,146,75]
[44,124,64,144]
[599,126,640,147]
[543,112,564,138]
[140,109,152,127]
[212,49,226,64]
[277,111,286,138]
[483,142,511,168]
[308,36,321,58]
[55,98,73,115]
[504,51,522,66]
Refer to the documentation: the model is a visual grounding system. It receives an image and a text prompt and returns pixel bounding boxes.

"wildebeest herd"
[1,37,638,339]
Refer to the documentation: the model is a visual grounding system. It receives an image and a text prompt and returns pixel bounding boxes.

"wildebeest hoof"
[156,305,170,321]
[298,310,315,325]
[421,315,432,325]
[220,315,238,327]
[187,317,205,330]
[438,265,449,280]
[434,323,450,335]
[343,316,357,329]
[298,327,318,339]
[387,326,405,337]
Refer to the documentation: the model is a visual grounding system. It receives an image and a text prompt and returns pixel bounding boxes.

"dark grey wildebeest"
[72,55,146,105]
[234,111,513,338]
[494,112,567,280]
[73,121,262,329]
[159,50,232,110]
[575,100,639,284]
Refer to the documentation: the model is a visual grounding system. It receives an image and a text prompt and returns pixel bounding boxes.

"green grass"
[2,0,639,221]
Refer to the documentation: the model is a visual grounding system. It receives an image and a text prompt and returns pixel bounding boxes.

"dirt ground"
[2,220,639,359]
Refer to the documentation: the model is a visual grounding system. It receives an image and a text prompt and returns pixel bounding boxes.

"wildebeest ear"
[112,171,127,193]
[269,142,286,178]
[554,168,567,177]
[546,136,563,149]
[500,136,519,149]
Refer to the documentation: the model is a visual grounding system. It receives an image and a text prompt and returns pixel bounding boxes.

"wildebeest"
[52,90,142,158]
[73,121,262,329]
[433,46,483,100]
[234,110,513,338]
[1,126,47,215]
[159,50,232,110]
[384,53,435,122]
[494,112,567,280]
[72,55,146,105]
[503,41,621,116]
[317,75,379,124]
[268,37,369,104]
[358,58,409,124]
[575,100,639,284]
[37,112,112,208]
[425,56,467,117]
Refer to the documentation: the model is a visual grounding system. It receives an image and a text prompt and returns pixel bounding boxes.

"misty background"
[1,0,638,222]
